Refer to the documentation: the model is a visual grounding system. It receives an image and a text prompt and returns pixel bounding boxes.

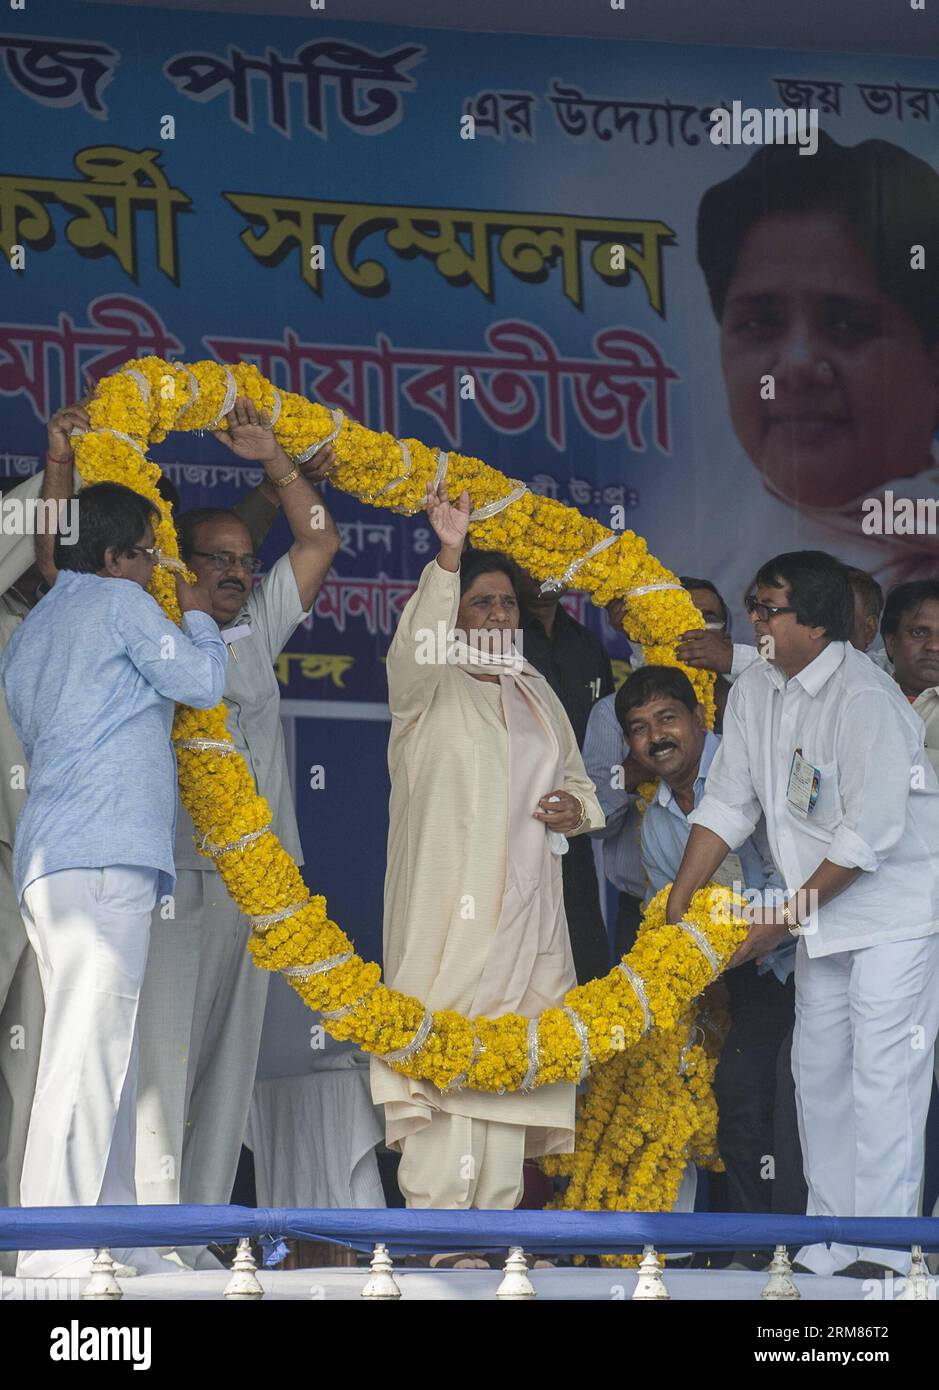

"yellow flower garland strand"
[544,980,728,1259]
[70,357,745,1109]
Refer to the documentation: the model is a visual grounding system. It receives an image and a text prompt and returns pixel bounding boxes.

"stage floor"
[3,1267,885,1300]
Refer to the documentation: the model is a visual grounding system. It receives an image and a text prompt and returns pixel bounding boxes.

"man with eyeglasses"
[0,394,91,1272]
[134,396,340,1264]
[0,398,194,1275]
[679,566,891,688]
[665,550,939,1281]
[0,482,227,1278]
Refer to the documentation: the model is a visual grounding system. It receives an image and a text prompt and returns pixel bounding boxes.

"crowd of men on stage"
[0,391,938,1280]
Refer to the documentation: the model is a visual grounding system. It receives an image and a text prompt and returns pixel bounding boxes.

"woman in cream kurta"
[370,482,605,1208]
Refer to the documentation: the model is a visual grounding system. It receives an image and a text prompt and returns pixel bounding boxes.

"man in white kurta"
[134,399,339,1252]
[370,500,604,1209]
[666,552,939,1279]
[134,548,311,1221]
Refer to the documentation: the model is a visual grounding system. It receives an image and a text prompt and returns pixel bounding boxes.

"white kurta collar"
[761,640,847,696]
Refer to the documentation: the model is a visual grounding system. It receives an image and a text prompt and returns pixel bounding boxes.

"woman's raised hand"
[426,480,471,550]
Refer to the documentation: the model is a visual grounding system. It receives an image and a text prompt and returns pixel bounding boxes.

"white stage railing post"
[496,1247,535,1299]
[224,1238,264,1299]
[632,1245,669,1300]
[81,1249,124,1300]
[897,1246,931,1300]
[361,1243,401,1299]
[761,1245,800,1300]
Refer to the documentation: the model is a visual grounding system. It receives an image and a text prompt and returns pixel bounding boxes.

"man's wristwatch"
[780,897,800,936]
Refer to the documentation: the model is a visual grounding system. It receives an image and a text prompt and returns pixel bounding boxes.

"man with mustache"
[882,580,939,777]
[615,665,802,1246]
[586,575,737,971]
[134,396,340,1265]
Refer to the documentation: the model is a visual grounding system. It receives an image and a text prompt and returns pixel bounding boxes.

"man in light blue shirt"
[587,576,739,964]
[615,664,805,1246]
[641,732,786,939]
[1,482,226,1280]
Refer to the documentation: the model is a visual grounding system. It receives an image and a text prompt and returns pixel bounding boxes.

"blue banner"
[3,3,937,957]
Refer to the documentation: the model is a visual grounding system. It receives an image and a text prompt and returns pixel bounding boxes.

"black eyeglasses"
[190,550,262,574]
[745,595,796,622]
[126,546,160,563]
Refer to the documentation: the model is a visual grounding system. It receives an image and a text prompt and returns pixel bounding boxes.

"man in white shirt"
[881,578,939,1222]
[666,550,939,1280]
[134,398,340,1264]
[882,580,939,778]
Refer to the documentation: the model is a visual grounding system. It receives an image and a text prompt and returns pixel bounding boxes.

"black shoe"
[728,1250,771,1272]
[834,1260,895,1280]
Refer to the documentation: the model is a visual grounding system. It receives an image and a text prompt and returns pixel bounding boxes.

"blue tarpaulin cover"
[2,1206,938,1257]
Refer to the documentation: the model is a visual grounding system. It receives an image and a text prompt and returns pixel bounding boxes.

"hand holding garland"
[670,824,866,968]
[214,395,341,611]
[174,570,217,617]
[39,397,91,587]
[725,858,863,968]
[667,823,797,968]
[676,627,734,675]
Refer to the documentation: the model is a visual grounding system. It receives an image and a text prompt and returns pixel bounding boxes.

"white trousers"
[396,1112,527,1209]
[135,869,270,1223]
[0,841,44,1276]
[16,865,157,1279]
[792,934,939,1276]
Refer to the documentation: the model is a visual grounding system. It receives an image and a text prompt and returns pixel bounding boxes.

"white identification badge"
[787,748,821,819]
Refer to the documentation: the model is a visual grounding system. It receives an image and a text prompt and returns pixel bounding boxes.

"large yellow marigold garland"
[70,358,746,1177]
